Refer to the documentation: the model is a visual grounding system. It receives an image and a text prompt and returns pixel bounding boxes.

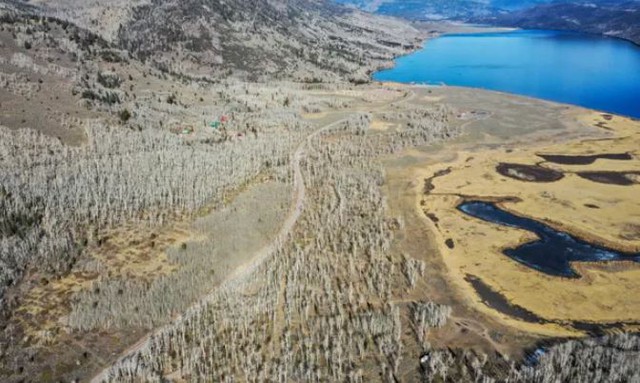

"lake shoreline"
[371,23,518,81]
[373,29,640,119]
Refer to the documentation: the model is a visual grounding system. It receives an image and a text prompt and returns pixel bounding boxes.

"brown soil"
[466,273,640,336]
[423,167,452,193]
[577,171,640,186]
[465,274,548,324]
[496,163,565,182]
[538,152,633,165]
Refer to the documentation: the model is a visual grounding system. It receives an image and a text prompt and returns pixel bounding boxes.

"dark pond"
[458,201,640,278]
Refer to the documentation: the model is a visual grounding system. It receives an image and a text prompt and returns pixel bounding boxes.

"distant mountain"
[6,0,424,82]
[334,0,555,20]
[477,1,640,45]
[335,0,640,45]
[490,0,553,11]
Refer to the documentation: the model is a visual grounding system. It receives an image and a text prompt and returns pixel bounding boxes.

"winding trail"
[90,116,349,382]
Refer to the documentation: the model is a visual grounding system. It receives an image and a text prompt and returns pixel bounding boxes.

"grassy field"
[406,105,640,338]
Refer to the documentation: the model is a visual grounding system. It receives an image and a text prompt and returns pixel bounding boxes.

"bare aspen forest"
[96,102,458,382]
[1,1,639,382]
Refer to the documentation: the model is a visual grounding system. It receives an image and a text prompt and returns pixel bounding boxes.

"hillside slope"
[13,0,424,82]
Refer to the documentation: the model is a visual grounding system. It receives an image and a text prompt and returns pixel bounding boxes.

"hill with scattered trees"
[6,0,423,82]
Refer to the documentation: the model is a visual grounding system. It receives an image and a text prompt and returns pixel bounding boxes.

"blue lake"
[374,30,640,118]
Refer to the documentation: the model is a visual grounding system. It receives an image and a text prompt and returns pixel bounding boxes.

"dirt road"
[90,116,350,382]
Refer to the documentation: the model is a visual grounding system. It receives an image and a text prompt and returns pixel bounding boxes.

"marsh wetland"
[413,105,640,338]
[459,201,640,278]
